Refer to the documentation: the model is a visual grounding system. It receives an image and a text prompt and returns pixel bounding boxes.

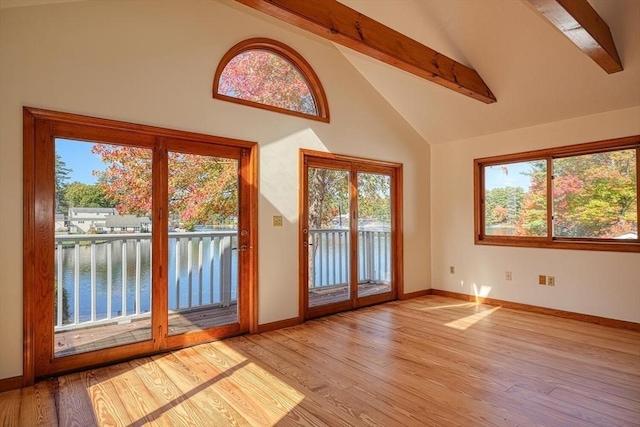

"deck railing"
[54,231,237,331]
[308,229,391,288]
[54,228,390,331]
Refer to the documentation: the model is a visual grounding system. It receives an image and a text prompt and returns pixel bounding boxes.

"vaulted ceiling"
[2,0,639,144]
[334,0,640,144]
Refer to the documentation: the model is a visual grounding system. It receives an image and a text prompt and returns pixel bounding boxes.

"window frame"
[213,38,330,123]
[474,135,640,253]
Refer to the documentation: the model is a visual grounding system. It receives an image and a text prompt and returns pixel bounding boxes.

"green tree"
[358,173,391,225]
[64,182,114,208]
[55,153,72,213]
[485,186,525,227]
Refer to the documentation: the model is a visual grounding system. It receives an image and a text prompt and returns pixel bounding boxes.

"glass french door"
[301,151,401,319]
[26,108,256,380]
[165,141,243,341]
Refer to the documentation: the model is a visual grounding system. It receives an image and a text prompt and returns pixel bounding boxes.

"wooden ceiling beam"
[526,0,623,74]
[235,0,496,104]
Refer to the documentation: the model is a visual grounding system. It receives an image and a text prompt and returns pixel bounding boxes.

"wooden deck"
[55,283,391,356]
[308,282,391,307]
[2,295,639,426]
[55,305,239,357]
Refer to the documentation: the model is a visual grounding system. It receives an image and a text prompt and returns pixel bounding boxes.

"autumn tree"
[500,150,638,238]
[218,50,317,115]
[92,145,238,230]
[168,153,238,231]
[552,150,636,238]
[92,145,153,216]
[513,161,548,236]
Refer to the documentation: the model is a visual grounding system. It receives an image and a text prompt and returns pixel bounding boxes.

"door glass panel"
[54,139,153,357]
[307,167,350,307]
[167,152,239,335]
[357,172,392,298]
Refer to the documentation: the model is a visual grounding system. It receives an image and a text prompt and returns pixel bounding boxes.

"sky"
[57,135,535,191]
[55,138,106,184]
[485,161,538,191]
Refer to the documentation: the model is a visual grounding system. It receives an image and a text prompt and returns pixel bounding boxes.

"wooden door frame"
[23,107,258,385]
[299,149,403,321]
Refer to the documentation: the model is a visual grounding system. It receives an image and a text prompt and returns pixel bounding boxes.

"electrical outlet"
[505,271,512,281]
[538,275,546,285]
[272,215,283,227]
[450,266,455,274]
[547,276,555,286]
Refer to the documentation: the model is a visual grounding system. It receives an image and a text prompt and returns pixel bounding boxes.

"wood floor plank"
[56,374,99,427]
[79,369,134,426]
[0,389,21,427]
[18,381,58,427]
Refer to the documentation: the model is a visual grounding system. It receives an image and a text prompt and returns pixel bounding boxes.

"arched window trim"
[213,38,330,123]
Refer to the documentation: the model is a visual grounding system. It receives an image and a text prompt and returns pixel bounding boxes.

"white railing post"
[209,237,215,304]
[135,238,141,315]
[121,241,127,317]
[56,243,63,327]
[198,237,204,306]
[175,238,181,309]
[220,236,232,307]
[107,242,112,320]
[74,242,80,325]
[187,236,193,308]
[90,242,96,322]
[366,231,375,282]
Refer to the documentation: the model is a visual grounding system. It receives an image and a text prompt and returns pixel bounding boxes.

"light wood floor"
[1,295,639,426]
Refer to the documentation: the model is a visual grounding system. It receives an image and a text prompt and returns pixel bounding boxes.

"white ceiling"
[337,0,640,144]
[2,0,638,145]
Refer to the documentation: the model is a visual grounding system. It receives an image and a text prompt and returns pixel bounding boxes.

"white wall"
[431,106,640,323]
[0,0,431,380]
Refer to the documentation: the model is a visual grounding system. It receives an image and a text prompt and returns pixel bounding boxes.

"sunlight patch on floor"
[417,302,477,311]
[444,306,501,330]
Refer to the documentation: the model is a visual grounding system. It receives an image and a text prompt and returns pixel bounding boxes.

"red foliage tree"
[92,145,238,230]
[218,50,317,115]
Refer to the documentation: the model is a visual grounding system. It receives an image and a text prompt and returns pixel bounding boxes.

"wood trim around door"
[23,107,258,383]
[299,149,403,321]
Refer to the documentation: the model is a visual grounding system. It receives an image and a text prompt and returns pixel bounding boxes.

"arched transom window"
[213,38,329,122]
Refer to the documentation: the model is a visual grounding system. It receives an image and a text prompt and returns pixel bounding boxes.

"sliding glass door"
[25,108,256,379]
[301,150,402,319]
